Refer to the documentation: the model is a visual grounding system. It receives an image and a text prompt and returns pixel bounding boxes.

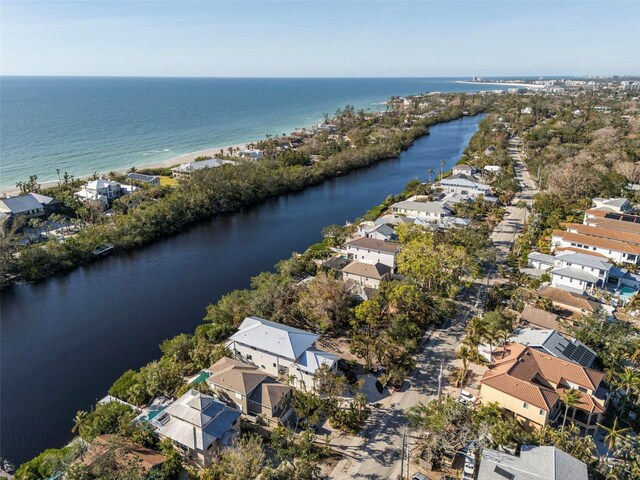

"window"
[246,354,252,360]
[523,402,529,409]
[273,363,277,368]
[539,409,545,415]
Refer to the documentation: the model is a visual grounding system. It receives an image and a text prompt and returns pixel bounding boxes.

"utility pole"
[399,430,406,480]
[437,362,444,403]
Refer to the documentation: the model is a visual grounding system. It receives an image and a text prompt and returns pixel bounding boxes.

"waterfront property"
[476,445,588,480]
[75,179,129,208]
[452,164,475,176]
[170,159,237,179]
[479,344,607,436]
[227,316,340,391]
[437,175,490,197]
[342,237,401,269]
[77,434,166,475]
[0,194,46,220]
[356,221,396,241]
[154,389,241,468]
[390,199,453,222]
[205,357,293,425]
[127,172,160,186]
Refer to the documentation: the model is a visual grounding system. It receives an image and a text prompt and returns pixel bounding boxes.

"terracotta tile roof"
[481,345,605,414]
[344,237,401,254]
[584,209,640,223]
[552,230,640,255]
[538,286,600,313]
[587,217,640,235]
[562,223,640,245]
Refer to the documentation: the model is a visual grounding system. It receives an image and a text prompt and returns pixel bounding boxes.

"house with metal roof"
[509,327,597,368]
[592,197,631,214]
[171,159,236,179]
[127,172,160,186]
[228,317,340,391]
[0,194,45,220]
[205,357,293,425]
[477,445,588,480]
[154,389,240,468]
[479,344,607,436]
[438,175,490,197]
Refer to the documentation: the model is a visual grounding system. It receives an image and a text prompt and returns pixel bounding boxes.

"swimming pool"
[192,371,211,385]
[618,286,637,299]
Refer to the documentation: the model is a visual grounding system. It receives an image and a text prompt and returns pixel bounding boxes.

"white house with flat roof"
[75,179,123,208]
[227,317,340,391]
[592,197,631,214]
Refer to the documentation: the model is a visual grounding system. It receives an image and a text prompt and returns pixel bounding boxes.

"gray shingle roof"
[551,267,599,283]
[391,200,452,215]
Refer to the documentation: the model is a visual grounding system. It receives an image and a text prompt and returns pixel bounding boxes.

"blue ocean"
[0,77,507,188]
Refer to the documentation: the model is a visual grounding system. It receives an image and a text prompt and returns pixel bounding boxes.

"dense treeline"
[2,102,486,285]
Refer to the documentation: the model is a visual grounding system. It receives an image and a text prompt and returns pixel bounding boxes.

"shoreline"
[456,80,545,90]
[0,141,252,196]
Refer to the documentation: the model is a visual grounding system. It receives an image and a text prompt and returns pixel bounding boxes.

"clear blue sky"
[1,1,638,77]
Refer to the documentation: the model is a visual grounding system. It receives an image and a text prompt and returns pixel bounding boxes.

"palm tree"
[629,339,640,366]
[427,168,435,184]
[71,410,88,434]
[456,345,471,388]
[440,159,446,181]
[560,389,582,432]
[615,368,640,415]
[598,417,631,454]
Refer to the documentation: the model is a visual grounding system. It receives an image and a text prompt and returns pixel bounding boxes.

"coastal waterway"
[0,114,482,465]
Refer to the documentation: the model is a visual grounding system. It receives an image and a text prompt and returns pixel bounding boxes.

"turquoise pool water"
[192,371,211,385]
[618,286,637,299]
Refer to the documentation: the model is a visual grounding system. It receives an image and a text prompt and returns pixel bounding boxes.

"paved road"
[328,138,537,479]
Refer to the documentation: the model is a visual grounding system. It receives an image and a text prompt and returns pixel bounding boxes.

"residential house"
[483,165,502,174]
[127,173,160,186]
[527,252,555,270]
[519,305,568,333]
[205,357,293,425]
[75,179,122,207]
[438,175,490,197]
[171,159,236,179]
[237,149,263,160]
[154,389,241,468]
[479,344,607,436]
[583,208,640,225]
[227,316,340,391]
[373,214,415,227]
[537,286,601,317]
[342,237,401,269]
[509,327,596,368]
[452,164,475,176]
[341,261,391,289]
[592,197,632,214]
[549,252,612,295]
[78,434,166,476]
[0,194,45,220]
[477,445,588,480]
[356,222,396,241]
[564,222,640,246]
[583,215,640,234]
[550,229,640,265]
[29,193,61,214]
[390,200,453,222]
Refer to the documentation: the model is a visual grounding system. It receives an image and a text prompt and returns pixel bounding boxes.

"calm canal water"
[0,115,481,464]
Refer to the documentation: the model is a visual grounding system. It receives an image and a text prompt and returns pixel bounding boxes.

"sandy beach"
[0,141,249,197]
[456,80,546,90]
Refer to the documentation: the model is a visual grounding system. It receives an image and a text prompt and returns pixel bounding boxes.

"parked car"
[458,390,476,405]
[412,473,431,480]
